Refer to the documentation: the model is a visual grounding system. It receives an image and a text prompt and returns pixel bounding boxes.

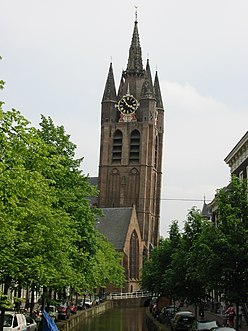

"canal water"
[75,306,149,331]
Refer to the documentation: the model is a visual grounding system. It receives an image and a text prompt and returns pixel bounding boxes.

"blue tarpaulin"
[42,309,59,331]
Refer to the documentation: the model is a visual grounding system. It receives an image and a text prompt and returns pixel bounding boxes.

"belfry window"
[112,130,122,163]
[129,130,140,163]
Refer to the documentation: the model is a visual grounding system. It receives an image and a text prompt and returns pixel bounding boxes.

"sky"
[2,0,248,237]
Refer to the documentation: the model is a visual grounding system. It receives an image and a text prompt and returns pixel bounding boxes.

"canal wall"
[56,298,159,331]
[145,308,167,331]
[112,297,150,308]
[56,301,114,331]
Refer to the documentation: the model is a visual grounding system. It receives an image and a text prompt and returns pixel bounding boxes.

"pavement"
[146,305,248,331]
[187,306,248,331]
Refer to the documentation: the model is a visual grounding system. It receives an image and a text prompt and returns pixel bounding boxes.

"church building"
[93,14,164,292]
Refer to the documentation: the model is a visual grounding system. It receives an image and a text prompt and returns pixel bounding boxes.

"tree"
[36,115,101,292]
[88,232,125,291]
[213,177,248,329]
[142,237,173,295]
[0,69,125,330]
[182,208,210,304]
[142,221,183,299]
[142,209,209,308]
[143,176,248,331]
[0,108,78,310]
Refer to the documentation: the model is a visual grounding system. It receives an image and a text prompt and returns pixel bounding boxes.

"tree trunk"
[0,282,10,331]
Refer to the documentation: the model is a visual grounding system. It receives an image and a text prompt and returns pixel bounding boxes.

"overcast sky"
[2,0,248,237]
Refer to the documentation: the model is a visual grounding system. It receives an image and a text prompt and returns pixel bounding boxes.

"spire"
[140,59,155,99]
[201,196,211,220]
[126,17,144,74]
[102,62,117,102]
[154,70,164,109]
[117,74,125,99]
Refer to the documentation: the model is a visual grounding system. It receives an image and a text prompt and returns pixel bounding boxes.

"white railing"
[108,291,151,300]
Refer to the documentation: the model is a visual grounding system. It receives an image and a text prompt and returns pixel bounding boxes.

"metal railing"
[108,291,151,300]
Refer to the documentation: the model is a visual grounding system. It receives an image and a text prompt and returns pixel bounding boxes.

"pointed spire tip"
[135,6,138,23]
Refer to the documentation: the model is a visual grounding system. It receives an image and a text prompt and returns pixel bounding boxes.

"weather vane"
[135,6,138,22]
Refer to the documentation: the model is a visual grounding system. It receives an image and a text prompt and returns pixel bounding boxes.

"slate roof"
[95,207,133,250]
[102,62,117,102]
[201,201,212,220]
[88,177,98,206]
[154,71,164,109]
[89,177,98,187]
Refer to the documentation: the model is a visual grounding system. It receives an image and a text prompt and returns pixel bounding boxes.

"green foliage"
[213,176,248,302]
[142,177,248,307]
[0,292,14,310]
[87,232,125,291]
[142,238,173,294]
[0,97,124,301]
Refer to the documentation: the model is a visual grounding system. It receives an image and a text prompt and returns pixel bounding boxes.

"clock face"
[118,95,139,114]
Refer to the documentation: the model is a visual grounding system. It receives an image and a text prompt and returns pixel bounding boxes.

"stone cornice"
[224,131,248,172]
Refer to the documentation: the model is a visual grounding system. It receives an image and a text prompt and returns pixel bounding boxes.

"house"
[224,131,248,179]
[202,130,248,225]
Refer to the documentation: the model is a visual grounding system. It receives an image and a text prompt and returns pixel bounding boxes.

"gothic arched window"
[129,231,139,279]
[129,130,140,163]
[112,130,122,163]
[154,136,158,169]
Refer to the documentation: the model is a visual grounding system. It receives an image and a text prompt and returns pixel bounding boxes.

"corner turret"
[154,71,164,110]
[101,63,117,123]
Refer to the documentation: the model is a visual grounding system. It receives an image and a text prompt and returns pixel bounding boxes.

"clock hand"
[126,100,135,109]
[123,99,130,107]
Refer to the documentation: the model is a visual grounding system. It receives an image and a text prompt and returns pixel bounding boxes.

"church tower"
[98,15,164,253]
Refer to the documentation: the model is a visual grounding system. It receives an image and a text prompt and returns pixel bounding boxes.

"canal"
[74,306,149,331]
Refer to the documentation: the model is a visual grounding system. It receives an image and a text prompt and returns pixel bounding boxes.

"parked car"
[45,305,59,322]
[158,305,179,324]
[170,311,195,331]
[84,298,94,308]
[149,297,157,314]
[190,320,219,331]
[56,303,71,320]
[69,304,77,314]
[77,300,85,310]
[94,296,100,305]
[152,303,159,319]
[210,328,235,331]
[3,311,27,331]
[99,294,106,303]
[25,316,37,331]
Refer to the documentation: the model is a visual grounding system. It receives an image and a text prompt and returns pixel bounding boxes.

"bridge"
[108,290,151,300]
[107,291,152,307]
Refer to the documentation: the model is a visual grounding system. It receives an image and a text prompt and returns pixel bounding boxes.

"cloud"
[159,80,247,236]
[164,81,229,115]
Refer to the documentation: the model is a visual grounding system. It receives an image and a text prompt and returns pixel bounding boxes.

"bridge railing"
[108,291,151,300]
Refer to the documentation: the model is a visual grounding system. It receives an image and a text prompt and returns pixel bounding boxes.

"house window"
[130,231,139,279]
[129,130,140,163]
[112,130,122,163]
